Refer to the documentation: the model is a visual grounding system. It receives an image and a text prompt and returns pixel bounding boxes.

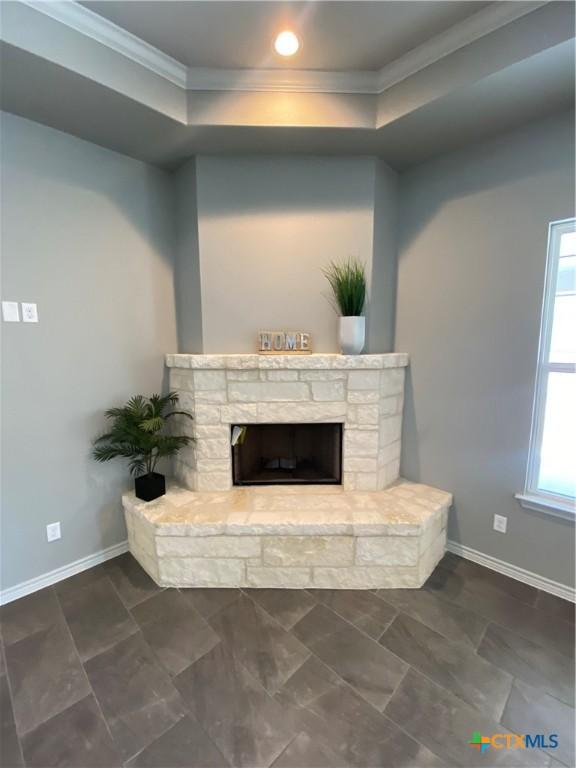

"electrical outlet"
[21,302,38,323]
[46,522,61,542]
[493,514,507,534]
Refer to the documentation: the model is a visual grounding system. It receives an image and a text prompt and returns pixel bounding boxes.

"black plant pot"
[134,472,166,502]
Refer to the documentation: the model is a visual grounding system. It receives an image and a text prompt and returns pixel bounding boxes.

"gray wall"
[194,155,379,353]
[174,158,203,352]
[396,111,575,587]
[367,159,398,353]
[1,112,178,590]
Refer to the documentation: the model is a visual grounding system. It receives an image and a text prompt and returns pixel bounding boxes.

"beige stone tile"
[263,536,354,567]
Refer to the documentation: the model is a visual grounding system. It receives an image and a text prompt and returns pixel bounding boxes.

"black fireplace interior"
[232,423,342,485]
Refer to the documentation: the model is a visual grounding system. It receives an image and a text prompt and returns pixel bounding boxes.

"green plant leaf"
[322,258,366,316]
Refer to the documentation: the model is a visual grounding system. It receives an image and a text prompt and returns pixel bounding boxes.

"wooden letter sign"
[258,331,312,354]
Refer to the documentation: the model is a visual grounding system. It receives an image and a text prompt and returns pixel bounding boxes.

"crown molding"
[21,0,188,88]
[375,0,550,92]
[186,67,378,94]
[19,0,550,96]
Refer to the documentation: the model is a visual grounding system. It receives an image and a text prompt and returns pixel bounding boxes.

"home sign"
[258,331,312,354]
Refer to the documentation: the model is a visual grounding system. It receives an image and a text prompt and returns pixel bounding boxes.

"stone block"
[193,370,226,390]
[348,370,380,390]
[344,429,379,457]
[313,565,421,589]
[262,536,354,567]
[194,425,230,440]
[299,371,347,381]
[195,458,231,473]
[266,370,299,382]
[311,381,346,401]
[194,404,221,425]
[157,536,261,559]
[380,415,402,446]
[169,372,194,392]
[380,396,401,417]
[196,438,229,459]
[356,536,419,566]
[349,404,379,426]
[194,390,228,404]
[220,404,259,422]
[246,567,312,588]
[347,390,379,403]
[354,473,379,491]
[228,382,310,402]
[226,370,260,381]
[159,557,245,586]
[345,457,378,472]
[380,369,405,397]
[256,402,347,422]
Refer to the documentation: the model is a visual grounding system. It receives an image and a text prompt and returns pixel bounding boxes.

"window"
[517,218,576,519]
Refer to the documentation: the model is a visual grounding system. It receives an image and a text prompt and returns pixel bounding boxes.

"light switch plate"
[21,302,39,323]
[2,301,20,322]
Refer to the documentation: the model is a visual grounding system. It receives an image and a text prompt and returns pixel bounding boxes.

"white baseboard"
[447,540,575,603]
[0,540,129,606]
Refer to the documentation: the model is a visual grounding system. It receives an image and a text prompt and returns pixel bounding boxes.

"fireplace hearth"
[232,423,342,485]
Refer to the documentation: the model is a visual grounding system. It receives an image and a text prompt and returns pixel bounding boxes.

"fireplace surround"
[121,352,451,590]
[167,352,409,492]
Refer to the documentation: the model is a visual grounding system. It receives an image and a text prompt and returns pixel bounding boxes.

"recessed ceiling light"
[274,30,300,57]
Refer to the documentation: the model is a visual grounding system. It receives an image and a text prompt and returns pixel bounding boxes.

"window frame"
[516,217,576,521]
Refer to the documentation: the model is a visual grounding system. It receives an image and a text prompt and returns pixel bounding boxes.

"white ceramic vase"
[339,316,365,355]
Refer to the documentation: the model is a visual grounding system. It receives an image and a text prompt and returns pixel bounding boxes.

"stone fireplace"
[121,352,451,590]
[167,352,408,493]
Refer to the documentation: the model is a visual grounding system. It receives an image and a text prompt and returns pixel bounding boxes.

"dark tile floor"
[1,551,574,768]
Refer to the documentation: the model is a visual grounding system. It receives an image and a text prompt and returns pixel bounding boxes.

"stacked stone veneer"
[123,481,451,589]
[166,353,409,492]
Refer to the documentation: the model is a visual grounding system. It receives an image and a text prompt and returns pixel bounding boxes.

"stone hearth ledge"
[166,353,409,370]
[123,480,451,589]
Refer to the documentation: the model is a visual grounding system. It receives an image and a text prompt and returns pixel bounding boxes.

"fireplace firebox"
[232,423,342,486]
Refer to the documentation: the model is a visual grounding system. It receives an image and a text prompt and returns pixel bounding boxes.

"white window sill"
[515,492,575,522]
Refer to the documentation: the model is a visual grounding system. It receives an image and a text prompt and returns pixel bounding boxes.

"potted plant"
[323,258,367,354]
[92,392,193,501]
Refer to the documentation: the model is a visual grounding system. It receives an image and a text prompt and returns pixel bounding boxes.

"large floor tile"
[208,595,310,694]
[244,589,317,630]
[375,587,487,647]
[275,655,446,768]
[501,679,575,768]
[179,587,241,618]
[438,554,539,606]
[426,566,575,658]
[0,674,23,767]
[175,641,295,768]
[84,632,186,761]
[386,668,549,767]
[292,604,407,711]
[58,577,138,662]
[20,695,121,768]
[380,613,512,720]
[126,716,228,768]
[478,623,574,706]
[0,588,61,647]
[309,589,397,639]
[53,563,110,600]
[5,619,90,736]
[131,590,219,676]
[104,553,162,608]
[535,592,575,626]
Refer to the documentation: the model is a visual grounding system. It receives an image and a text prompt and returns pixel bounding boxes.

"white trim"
[515,492,575,522]
[374,1,548,92]
[522,217,576,506]
[447,540,575,603]
[186,67,378,95]
[19,0,547,96]
[21,1,188,88]
[0,540,129,606]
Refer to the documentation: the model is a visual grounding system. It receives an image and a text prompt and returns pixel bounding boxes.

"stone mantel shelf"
[166,353,409,370]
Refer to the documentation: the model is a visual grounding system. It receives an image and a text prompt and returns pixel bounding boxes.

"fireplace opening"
[231,423,342,486]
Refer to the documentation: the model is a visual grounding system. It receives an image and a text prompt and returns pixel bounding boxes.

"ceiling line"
[20,0,550,96]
